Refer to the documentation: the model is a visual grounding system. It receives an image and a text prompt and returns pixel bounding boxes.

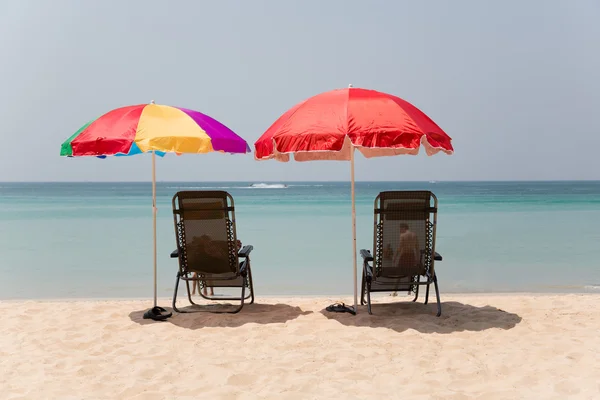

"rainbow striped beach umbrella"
[61,102,250,156]
[60,102,250,319]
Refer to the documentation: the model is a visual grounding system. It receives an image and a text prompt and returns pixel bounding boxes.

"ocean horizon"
[2,179,599,183]
[1,180,599,299]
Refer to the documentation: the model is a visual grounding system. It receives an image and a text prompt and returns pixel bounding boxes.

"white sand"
[1,294,599,399]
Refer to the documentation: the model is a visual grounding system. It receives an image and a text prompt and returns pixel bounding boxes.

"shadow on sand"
[129,302,312,330]
[321,300,522,334]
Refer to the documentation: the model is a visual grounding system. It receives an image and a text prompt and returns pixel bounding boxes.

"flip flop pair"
[325,302,356,315]
[143,306,172,321]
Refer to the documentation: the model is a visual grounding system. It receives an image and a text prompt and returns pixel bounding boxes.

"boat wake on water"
[248,183,288,189]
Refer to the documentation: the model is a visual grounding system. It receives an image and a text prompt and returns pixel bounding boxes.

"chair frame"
[170,191,255,314]
[360,191,443,316]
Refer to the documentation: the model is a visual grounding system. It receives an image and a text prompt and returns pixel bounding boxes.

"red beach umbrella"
[254,85,453,313]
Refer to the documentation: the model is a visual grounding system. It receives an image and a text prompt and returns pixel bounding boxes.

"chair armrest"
[360,249,373,262]
[171,245,255,259]
[238,245,253,258]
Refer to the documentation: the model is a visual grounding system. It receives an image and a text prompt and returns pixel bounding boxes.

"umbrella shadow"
[320,300,522,334]
[129,302,313,330]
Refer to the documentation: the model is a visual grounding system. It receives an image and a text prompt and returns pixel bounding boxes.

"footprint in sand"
[554,380,581,396]
[227,373,257,387]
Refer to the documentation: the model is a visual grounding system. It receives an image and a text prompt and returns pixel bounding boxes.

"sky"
[0,0,599,182]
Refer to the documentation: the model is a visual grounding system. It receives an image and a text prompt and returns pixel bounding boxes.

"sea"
[1,181,599,300]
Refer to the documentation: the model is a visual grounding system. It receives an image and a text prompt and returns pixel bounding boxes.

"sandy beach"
[1,294,599,399]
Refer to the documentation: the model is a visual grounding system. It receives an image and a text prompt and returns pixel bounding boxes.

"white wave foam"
[166,186,223,189]
[166,183,324,190]
[166,184,289,190]
[584,285,600,291]
[249,183,287,189]
[166,186,242,190]
[288,184,324,187]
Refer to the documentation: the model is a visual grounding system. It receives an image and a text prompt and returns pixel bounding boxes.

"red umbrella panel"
[255,87,453,161]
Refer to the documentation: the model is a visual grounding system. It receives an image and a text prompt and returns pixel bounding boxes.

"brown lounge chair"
[360,191,443,316]
[170,191,255,313]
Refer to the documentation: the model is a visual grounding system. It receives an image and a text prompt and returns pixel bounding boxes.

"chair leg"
[198,282,246,314]
[224,280,246,314]
[247,265,255,305]
[366,281,373,315]
[433,275,442,317]
[185,279,201,306]
[424,282,431,305]
[175,274,247,314]
[172,272,182,313]
[360,268,366,306]
[412,276,420,302]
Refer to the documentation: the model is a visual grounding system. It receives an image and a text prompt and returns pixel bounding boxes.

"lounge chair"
[170,191,255,314]
[360,191,443,316]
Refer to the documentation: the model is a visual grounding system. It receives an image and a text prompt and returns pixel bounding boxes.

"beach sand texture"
[1,294,599,399]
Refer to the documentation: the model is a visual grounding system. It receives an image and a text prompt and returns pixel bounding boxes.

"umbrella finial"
[348,84,353,88]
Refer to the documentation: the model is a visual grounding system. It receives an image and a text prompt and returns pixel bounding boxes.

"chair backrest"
[172,191,239,276]
[372,191,438,279]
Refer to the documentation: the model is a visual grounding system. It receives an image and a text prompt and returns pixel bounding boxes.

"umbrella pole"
[350,146,358,313]
[143,150,172,321]
[152,151,157,308]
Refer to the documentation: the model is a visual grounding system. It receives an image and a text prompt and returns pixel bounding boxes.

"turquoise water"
[1,181,599,299]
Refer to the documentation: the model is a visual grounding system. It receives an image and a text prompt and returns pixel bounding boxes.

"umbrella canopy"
[255,87,453,161]
[254,86,453,314]
[60,102,250,320]
[61,102,250,157]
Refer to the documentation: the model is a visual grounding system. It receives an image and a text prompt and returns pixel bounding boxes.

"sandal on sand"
[326,302,356,315]
[143,306,173,321]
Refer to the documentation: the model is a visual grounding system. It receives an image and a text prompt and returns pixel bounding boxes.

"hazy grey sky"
[1,0,598,182]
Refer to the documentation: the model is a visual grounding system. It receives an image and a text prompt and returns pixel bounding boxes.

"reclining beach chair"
[170,191,254,314]
[360,191,443,316]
